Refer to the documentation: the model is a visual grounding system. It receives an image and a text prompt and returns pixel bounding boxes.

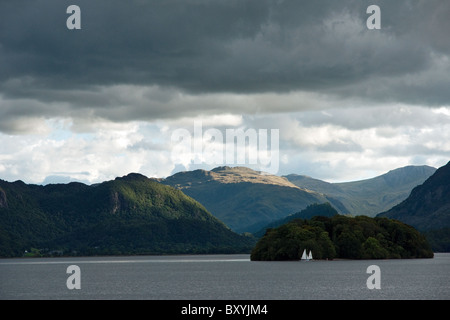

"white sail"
[301,249,307,260]
[307,251,313,260]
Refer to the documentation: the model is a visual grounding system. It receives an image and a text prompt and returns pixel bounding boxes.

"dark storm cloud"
[0,0,449,132]
[0,0,273,90]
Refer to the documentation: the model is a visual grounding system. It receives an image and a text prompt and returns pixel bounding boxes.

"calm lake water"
[1,253,449,300]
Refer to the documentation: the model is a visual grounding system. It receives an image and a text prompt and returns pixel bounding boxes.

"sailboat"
[301,249,313,261]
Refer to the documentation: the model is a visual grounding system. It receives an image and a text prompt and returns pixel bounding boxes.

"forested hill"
[0,173,255,257]
[251,215,434,261]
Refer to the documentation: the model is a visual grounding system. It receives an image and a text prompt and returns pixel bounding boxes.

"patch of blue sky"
[45,119,94,142]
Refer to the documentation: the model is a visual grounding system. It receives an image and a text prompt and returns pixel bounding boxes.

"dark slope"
[378,162,450,251]
[253,202,339,238]
[378,162,450,231]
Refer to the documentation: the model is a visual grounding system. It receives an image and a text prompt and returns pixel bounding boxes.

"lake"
[1,253,449,300]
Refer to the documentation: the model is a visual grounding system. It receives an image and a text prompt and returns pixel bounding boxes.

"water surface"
[1,253,449,300]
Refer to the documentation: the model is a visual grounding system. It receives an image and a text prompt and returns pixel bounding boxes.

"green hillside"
[162,166,343,233]
[0,173,255,257]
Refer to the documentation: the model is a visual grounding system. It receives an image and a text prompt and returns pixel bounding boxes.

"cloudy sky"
[1,0,449,184]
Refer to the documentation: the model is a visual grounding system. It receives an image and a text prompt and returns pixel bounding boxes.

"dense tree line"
[251,215,434,260]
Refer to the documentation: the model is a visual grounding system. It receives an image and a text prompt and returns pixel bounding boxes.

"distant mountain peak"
[285,164,437,217]
[378,161,450,231]
[211,166,261,173]
[211,166,234,172]
[162,166,333,232]
[168,166,300,189]
[381,165,437,188]
[115,172,149,181]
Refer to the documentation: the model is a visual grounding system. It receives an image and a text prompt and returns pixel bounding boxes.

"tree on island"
[250,215,434,261]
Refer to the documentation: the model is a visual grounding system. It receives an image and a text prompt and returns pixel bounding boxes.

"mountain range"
[1,162,448,257]
[161,166,342,233]
[162,165,436,233]
[284,165,436,217]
